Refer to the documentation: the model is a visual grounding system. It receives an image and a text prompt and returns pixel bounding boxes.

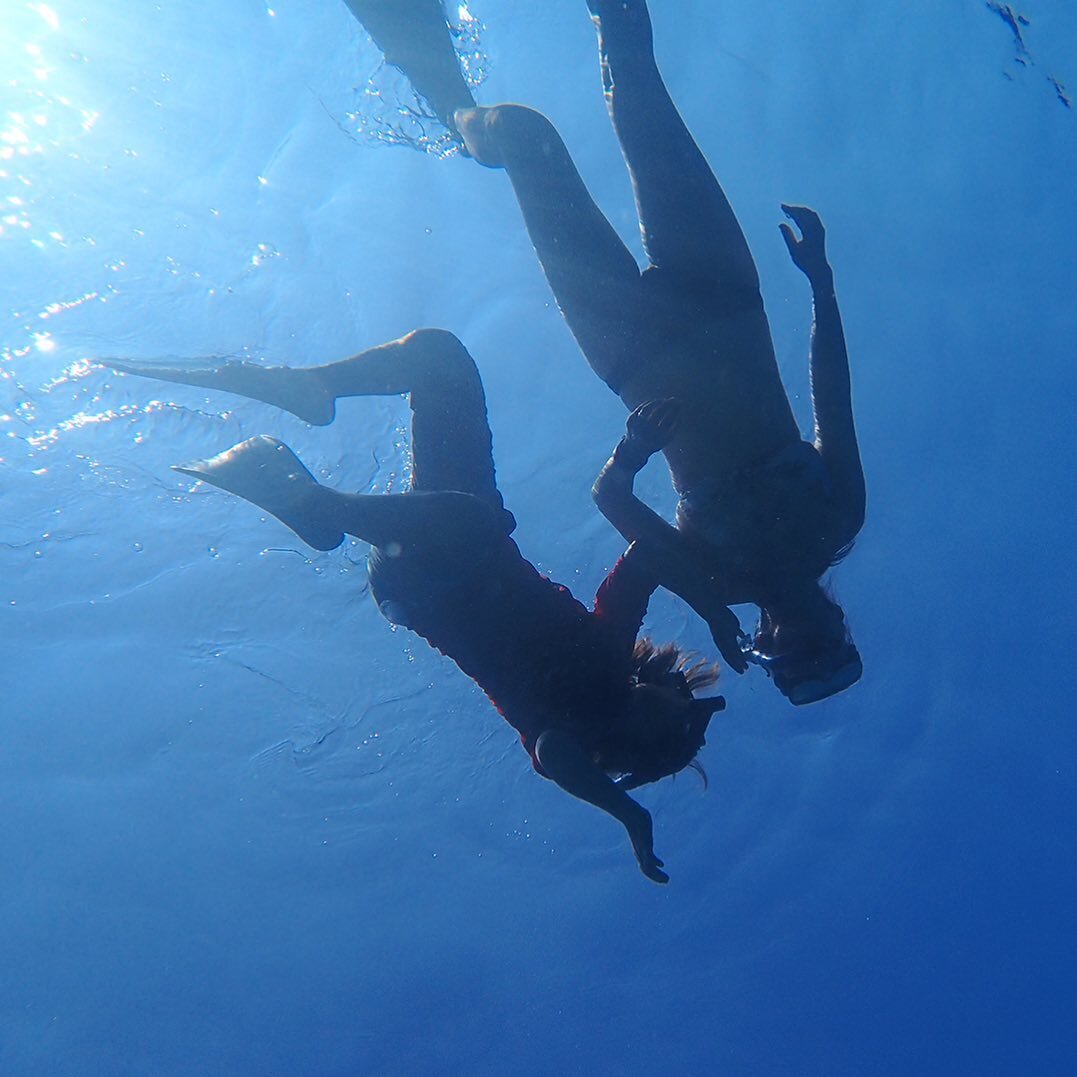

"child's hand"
[625,398,680,459]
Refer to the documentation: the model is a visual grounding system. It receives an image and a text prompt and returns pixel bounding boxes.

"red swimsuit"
[368,532,653,771]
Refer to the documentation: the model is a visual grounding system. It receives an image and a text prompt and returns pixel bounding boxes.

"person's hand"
[625,399,679,459]
[779,204,831,285]
[625,802,669,884]
[708,606,748,674]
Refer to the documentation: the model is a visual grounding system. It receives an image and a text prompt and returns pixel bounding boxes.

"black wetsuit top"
[368,530,652,772]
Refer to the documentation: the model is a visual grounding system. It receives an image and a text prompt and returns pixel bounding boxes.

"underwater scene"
[2,1,1075,1073]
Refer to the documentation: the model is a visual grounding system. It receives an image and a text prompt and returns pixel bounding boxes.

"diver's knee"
[487,104,559,158]
[403,326,464,354]
[403,327,479,384]
[456,103,561,169]
[490,102,551,134]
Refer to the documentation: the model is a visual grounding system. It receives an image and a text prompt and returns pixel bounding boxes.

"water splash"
[344,0,490,158]
[986,2,1071,109]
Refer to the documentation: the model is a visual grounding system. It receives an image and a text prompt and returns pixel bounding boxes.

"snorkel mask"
[742,634,862,706]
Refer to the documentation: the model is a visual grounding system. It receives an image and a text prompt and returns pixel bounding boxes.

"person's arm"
[626,542,748,673]
[591,400,686,561]
[534,728,668,884]
[593,402,748,672]
[780,205,866,544]
[591,542,658,655]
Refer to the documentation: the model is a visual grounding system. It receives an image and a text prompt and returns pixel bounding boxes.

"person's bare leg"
[310,328,502,509]
[343,0,476,130]
[170,328,510,548]
[173,435,504,553]
[588,0,759,295]
[107,328,499,488]
[456,103,646,393]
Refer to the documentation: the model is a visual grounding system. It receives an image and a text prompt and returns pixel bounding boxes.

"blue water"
[3,1,1075,1073]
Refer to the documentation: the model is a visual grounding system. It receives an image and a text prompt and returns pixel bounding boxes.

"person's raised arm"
[534,728,668,883]
[780,205,866,543]
[593,402,748,672]
[591,399,685,556]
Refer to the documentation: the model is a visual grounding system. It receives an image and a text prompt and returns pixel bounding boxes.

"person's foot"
[107,358,336,427]
[453,106,505,169]
[174,435,343,551]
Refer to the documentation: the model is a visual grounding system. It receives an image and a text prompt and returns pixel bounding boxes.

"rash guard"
[368,530,653,772]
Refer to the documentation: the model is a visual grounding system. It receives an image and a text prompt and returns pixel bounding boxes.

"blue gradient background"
[2,1,1075,1073]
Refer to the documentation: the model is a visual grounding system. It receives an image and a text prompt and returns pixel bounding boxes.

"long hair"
[753,578,849,657]
[614,637,721,790]
[629,637,720,694]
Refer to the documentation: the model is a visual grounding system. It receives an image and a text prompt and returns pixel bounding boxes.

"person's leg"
[169,328,511,547]
[314,327,505,512]
[587,0,760,298]
[174,434,506,553]
[109,328,502,511]
[456,103,646,393]
[343,0,476,130]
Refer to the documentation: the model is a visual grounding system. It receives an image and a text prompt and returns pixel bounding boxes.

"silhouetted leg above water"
[343,0,476,131]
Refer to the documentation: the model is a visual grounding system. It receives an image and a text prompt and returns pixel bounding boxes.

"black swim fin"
[107,358,335,426]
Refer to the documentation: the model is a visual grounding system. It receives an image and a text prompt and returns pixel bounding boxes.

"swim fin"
[173,435,344,551]
[107,357,335,427]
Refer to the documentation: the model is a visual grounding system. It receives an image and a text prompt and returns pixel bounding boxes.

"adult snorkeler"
[341,0,867,705]
[109,331,726,883]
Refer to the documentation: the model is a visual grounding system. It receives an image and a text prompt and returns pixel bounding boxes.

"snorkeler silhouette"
[342,0,867,705]
[109,330,726,883]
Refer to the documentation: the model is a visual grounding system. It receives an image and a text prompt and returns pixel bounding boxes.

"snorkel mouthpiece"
[690,695,726,727]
